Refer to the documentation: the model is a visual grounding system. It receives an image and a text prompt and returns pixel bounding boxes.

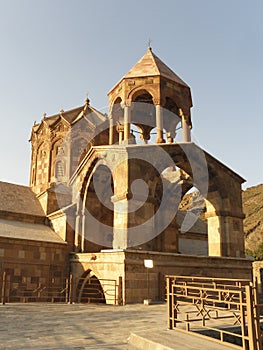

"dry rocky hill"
[242,183,263,256]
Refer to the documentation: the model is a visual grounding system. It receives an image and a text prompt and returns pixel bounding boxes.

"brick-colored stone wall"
[0,237,69,300]
[124,251,252,303]
[70,250,252,304]
[70,251,125,304]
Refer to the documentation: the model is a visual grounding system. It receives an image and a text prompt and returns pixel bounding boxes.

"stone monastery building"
[0,49,252,304]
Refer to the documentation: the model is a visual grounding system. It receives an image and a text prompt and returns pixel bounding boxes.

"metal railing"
[1,271,70,303]
[1,271,122,305]
[166,275,263,350]
[73,275,122,305]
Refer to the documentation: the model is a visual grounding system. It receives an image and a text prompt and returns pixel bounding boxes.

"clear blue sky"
[0,0,262,189]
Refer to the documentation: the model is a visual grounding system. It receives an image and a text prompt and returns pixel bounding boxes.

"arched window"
[55,160,64,181]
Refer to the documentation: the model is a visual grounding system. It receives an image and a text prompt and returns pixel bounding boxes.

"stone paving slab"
[0,303,167,349]
[0,302,235,350]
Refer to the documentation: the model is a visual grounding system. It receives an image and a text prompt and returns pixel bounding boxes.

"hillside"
[242,183,263,254]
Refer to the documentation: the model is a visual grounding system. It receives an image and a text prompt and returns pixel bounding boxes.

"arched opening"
[111,97,124,144]
[147,166,184,253]
[76,270,106,304]
[163,97,181,143]
[112,97,123,124]
[131,91,155,143]
[130,124,144,144]
[55,160,65,181]
[82,164,114,251]
[138,162,209,254]
[156,149,231,257]
[177,186,208,255]
[49,138,64,182]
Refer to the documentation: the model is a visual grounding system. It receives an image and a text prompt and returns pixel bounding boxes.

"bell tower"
[108,47,193,145]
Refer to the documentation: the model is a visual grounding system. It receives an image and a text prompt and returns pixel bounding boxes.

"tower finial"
[147,38,152,50]
[85,92,90,106]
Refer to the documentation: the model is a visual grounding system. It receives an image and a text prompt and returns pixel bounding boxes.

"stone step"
[128,329,235,350]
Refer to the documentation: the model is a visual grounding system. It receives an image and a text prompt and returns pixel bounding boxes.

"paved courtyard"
[1,302,239,350]
[0,302,167,349]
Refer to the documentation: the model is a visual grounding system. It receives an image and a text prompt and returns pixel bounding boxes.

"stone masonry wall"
[0,237,69,301]
[70,250,252,304]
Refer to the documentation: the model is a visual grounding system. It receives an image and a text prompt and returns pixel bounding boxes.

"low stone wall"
[0,237,69,301]
[124,250,252,303]
[70,250,253,304]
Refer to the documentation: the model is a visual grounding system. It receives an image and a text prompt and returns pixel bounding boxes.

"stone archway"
[76,270,106,304]
[80,163,114,252]
[164,143,245,258]
[71,143,245,258]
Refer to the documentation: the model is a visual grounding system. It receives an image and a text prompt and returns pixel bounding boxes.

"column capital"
[116,124,124,133]
[153,98,161,106]
[178,107,184,117]
[120,101,132,109]
[178,107,192,129]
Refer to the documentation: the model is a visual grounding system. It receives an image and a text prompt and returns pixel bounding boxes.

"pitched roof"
[0,181,45,217]
[0,218,66,244]
[60,106,84,124]
[33,106,84,132]
[124,48,189,87]
[32,104,107,133]
[72,104,108,127]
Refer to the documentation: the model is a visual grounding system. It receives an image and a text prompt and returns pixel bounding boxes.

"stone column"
[111,158,156,250]
[123,102,131,144]
[205,211,245,257]
[205,213,225,256]
[81,210,86,252]
[112,196,129,249]
[179,108,191,142]
[109,111,114,145]
[74,208,82,252]
[155,104,165,143]
[166,131,176,144]
[112,195,156,250]
[116,124,124,145]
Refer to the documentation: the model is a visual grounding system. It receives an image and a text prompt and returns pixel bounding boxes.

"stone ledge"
[128,329,233,350]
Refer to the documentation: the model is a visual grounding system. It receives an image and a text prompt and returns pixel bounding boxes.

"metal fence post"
[118,276,123,305]
[1,271,6,305]
[65,278,69,303]
[166,276,174,329]
[69,274,73,304]
[253,279,262,350]
[245,284,257,350]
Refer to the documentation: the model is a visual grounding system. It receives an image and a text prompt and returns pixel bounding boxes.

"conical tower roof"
[124,47,189,87]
